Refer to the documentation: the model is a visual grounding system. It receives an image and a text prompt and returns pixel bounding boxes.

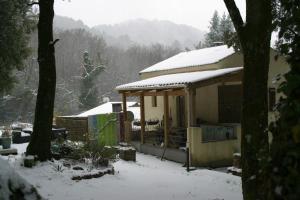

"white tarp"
[77,102,140,120]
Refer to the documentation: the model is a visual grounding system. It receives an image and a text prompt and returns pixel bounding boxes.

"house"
[116,45,289,167]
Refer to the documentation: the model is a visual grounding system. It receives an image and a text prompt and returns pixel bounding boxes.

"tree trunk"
[224,0,272,199]
[26,0,56,161]
[241,42,271,200]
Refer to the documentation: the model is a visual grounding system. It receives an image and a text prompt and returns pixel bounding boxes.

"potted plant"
[1,127,12,149]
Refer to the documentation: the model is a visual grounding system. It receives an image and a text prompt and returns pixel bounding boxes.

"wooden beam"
[186,88,196,127]
[125,89,152,96]
[123,89,185,97]
[122,92,132,143]
[127,91,142,96]
[146,89,185,96]
[140,92,145,144]
[189,70,242,89]
[122,93,127,121]
[163,91,169,147]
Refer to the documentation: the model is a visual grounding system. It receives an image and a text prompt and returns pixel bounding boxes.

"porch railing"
[131,120,187,148]
[201,124,237,143]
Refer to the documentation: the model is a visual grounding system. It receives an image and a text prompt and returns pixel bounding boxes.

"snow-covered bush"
[50,140,117,167]
[0,158,42,200]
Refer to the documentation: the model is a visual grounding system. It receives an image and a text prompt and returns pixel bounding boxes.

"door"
[176,96,185,127]
[218,85,242,123]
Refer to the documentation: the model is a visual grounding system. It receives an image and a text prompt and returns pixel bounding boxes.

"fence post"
[186,147,190,172]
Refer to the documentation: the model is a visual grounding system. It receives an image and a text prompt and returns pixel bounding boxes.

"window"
[112,103,122,113]
[151,96,157,107]
[202,125,237,143]
[269,88,276,111]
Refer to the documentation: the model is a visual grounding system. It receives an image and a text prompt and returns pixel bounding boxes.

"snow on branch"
[27,1,39,6]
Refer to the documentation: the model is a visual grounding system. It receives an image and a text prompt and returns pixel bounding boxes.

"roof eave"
[116,84,187,92]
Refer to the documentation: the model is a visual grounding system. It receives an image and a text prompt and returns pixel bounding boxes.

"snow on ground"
[0,143,41,200]
[0,157,41,200]
[2,143,242,200]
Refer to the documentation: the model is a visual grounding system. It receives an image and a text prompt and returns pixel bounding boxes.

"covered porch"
[116,67,243,166]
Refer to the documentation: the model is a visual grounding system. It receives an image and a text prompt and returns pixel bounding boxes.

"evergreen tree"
[219,13,234,45]
[204,11,221,47]
[0,0,35,93]
[79,51,105,110]
[204,11,235,47]
[194,41,203,49]
[269,0,300,198]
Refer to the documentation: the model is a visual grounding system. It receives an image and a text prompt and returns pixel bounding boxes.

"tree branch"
[53,39,60,46]
[287,27,299,37]
[27,1,39,6]
[223,0,245,36]
[49,39,60,46]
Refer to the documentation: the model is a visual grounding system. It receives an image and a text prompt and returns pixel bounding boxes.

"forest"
[0,24,182,123]
[0,12,235,124]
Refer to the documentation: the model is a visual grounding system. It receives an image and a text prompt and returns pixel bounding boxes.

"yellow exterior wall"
[188,125,241,167]
[144,96,164,121]
[195,84,219,123]
[268,50,289,87]
[218,52,243,68]
[144,95,183,128]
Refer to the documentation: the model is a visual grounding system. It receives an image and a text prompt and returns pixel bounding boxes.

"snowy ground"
[2,143,242,200]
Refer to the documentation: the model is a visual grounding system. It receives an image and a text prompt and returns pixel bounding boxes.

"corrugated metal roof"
[117,67,242,91]
[140,45,236,73]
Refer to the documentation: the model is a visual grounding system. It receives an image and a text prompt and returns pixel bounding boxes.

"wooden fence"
[55,116,88,141]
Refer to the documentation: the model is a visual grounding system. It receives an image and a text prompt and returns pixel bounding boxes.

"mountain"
[54,15,89,31]
[54,16,205,49]
[91,19,205,48]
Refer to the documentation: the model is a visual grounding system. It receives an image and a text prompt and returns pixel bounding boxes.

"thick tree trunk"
[224,0,272,199]
[241,43,271,200]
[26,0,56,161]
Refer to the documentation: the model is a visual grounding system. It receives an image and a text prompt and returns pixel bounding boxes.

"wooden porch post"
[163,91,169,147]
[122,92,130,143]
[122,92,127,121]
[140,92,145,144]
[186,87,196,167]
[187,88,196,127]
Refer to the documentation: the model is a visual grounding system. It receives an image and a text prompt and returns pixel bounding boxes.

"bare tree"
[27,0,57,161]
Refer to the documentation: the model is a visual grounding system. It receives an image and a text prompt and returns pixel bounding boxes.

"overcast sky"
[54,0,245,31]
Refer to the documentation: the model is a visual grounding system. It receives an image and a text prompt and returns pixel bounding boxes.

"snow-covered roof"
[140,45,236,73]
[77,102,140,119]
[117,67,242,90]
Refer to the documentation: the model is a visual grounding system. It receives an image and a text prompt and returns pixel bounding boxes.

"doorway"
[176,96,185,127]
